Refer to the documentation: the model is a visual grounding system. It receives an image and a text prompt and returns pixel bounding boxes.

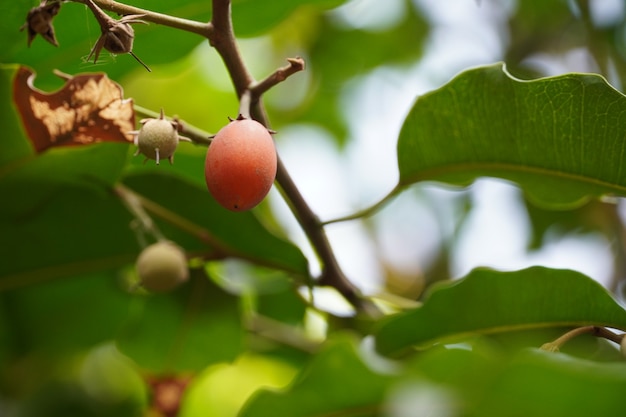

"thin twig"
[114,181,166,242]
[134,105,212,146]
[249,57,306,99]
[322,185,403,226]
[247,314,321,353]
[113,184,307,276]
[540,326,624,352]
[75,0,213,37]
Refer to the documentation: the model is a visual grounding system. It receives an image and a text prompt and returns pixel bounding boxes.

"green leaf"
[398,63,626,209]
[239,335,394,417]
[480,349,626,417]
[0,272,130,357]
[0,64,33,168]
[0,184,139,288]
[122,171,309,276]
[232,0,347,37]
[116,270,243,372]
[374,267,626,356]
[400,346,626,417]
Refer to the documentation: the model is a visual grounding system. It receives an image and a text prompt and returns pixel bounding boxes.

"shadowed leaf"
[374,267,626,356]
[240,336,393,417]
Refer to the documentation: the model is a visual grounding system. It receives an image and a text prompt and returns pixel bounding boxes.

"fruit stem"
[114,182,166,242]
[238,89,252,120]
[247,314,321,353]
[322,185,404,225]
[134,105,212,145]
[249,57,306,98]
[113,183,307,276]
[540,326,623,352]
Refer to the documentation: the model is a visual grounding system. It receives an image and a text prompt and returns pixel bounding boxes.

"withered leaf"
[13,66,135,153]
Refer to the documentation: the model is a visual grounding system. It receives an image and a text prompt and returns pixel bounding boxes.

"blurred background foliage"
[3,0,626,416]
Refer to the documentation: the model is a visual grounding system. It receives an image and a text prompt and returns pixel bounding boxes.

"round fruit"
[205,118,277,211]
[132,109,189,165]
[135,241,189,292]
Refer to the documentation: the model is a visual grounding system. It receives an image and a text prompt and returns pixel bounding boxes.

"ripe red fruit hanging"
[205,118,277,211]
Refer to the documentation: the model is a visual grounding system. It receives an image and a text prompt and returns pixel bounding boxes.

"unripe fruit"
[131,109,190,165]
[205,118,277,211]
[135,241,189,292]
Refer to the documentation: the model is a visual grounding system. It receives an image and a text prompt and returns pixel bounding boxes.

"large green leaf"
[0,183,139,288]
[0,272,130,357]
[374,267,626,356]
[398,63,626,209]
[232,0,347,37]
[239,335,394,417]
[122,171,309,276]
[400,346,626,417]
[481,349,626,417]
[116,270,243,372]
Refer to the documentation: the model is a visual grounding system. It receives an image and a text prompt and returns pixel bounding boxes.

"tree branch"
[90,0,380,316]
[209,0,253,98]
[76,0,213,37]
[209,0,380,317]
[249,57,306,99]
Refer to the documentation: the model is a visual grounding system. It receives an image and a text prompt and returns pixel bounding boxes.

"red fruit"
[205,118,277,211]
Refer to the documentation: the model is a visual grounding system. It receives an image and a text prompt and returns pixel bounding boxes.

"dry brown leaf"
[13,66,135,153]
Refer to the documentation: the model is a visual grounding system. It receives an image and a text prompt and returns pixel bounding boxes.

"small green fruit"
[135,241,188,292]
[131,109,190,164]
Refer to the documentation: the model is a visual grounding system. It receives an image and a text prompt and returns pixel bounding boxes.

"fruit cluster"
[132,115,277,291]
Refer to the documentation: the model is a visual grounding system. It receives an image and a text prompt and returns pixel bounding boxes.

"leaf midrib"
[400,160,626,193]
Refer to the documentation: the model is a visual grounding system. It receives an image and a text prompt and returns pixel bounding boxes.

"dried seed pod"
[20,0,61,47]
[83,0,150,71]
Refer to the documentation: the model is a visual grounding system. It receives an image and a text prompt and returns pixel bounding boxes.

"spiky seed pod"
[135,241,189,292]
[130,109,190,165]
[83,0,150,71]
